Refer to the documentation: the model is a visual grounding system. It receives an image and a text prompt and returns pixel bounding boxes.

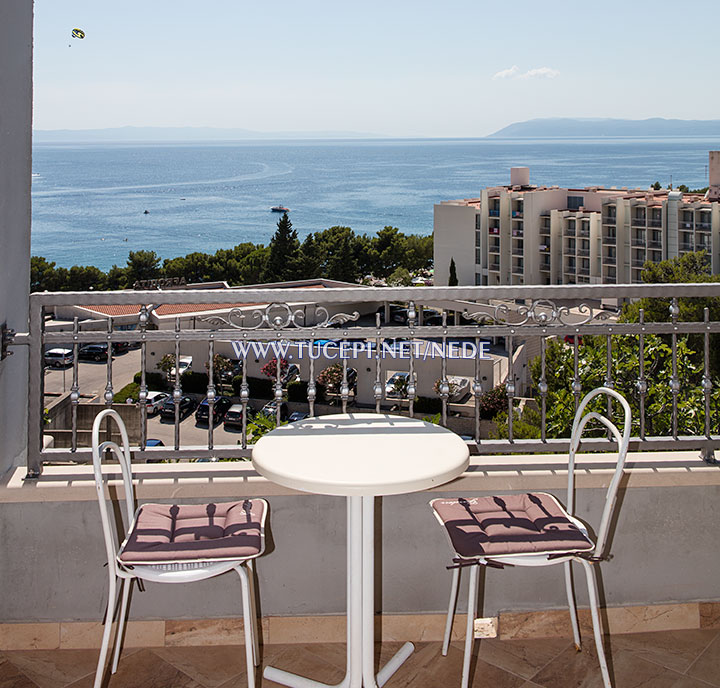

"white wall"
[433,203,477,286]
[0,1,33,473]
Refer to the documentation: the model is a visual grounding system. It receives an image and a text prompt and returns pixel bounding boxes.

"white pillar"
[0,1,33,472]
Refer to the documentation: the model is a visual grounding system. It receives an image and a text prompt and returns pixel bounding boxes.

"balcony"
[632,257,647,267]
[564,227,576,237]
[602,216,616,225]
[488,227,500,235]
[3,283,720,687]
[648,218,662,228]
[680,242,695,252]
[512,229,524,237]
[577,247,590,257]
[631,236,646,247]
[488,208,500,217]
[697,222,712,232]
[578,265,590,275]
[489,261,500,271]
[489,243,500,254]
[602,233,616,245]
[631,216,647,227]
[648,239,663,249]
[578,227,590,238]
[511,210,523,219]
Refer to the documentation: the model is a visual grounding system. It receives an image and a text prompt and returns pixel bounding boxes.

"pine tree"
[297,233,323,279]
[263,213,300,282]
[448,257,459,286]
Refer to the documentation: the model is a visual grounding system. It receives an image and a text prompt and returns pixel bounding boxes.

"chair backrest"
[91,409,136,575]
[566,387,631,558]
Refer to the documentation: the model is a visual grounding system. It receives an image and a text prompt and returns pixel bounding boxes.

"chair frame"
[90,409,266,688]
[433,387,631,688]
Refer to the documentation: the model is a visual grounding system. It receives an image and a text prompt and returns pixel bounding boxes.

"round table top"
[251,413,470,497]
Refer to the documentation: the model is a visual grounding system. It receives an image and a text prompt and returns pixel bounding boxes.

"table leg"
[362,496,415,688]
[263,497,413,688]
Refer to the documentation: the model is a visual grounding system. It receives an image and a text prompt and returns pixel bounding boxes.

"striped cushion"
[119,499,265,564]
[431,493,593,558]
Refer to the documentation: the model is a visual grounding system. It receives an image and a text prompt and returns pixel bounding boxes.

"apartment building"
[435,152,720,286]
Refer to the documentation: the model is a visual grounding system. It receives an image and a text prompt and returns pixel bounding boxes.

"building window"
[475,214,482,230]
[475,248,483,265]
[567,196,585,210]
[475,273,484,285]
[475,230,482,247]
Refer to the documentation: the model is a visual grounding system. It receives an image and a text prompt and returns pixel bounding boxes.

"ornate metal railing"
[13,283,720,476]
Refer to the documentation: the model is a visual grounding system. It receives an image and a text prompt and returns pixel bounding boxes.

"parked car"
[144,391,169,416]
[195,396,233,424]
[159,395,196,420]
[260,400,289,421]
[78,343,109,361]
[145,438,166,463]
[223,404,245,428]
[288,411,309,422]
[446,376,472,403]
[112,341,130,354]
[385,372,410,398]
[168,355,193,383]
[282,363,300,386]
[44,348,73,368]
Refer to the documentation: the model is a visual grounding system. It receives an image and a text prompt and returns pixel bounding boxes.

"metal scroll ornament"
[200,303,359,330]
[463,299,618,327]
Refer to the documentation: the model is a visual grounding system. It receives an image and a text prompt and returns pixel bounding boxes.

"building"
[434,152,720,286]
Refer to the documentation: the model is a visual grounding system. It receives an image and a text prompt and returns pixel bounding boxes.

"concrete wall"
[1,483,719,622]
[0,1,33,474]
[433,203,477,286]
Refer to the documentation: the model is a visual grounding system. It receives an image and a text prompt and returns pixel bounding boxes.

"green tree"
[263,213,300,282]
[448,257,459,286]
[66,265,108,291]
[30,256,63,292]
[297,233,323,279]
[651,181,662,190]
[126,250,161,286]
[238,246,270,284]
[387,267,412,286]
[106,265,128,290]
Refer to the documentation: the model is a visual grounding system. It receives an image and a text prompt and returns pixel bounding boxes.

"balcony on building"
[488,225,500,235]
[602,228,617,245]
[578,220,590,237]
[511,241,524,257]
[564,220,576,237]
[631,211,647,227]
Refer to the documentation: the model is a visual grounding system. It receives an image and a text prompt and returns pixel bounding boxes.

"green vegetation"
[448,257,458,286]
[30,215,433,292]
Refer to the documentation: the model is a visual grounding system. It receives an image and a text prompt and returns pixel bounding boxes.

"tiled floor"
[2,629,719,687]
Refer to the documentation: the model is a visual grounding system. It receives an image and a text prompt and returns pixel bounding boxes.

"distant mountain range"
[33,126,387,142]
[489,118,720,138]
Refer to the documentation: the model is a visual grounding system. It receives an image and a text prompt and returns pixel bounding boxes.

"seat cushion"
[431,493,594,558]
[118,499,266,564]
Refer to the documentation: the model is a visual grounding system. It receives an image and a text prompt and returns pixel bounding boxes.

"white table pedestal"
[263,496,414,688]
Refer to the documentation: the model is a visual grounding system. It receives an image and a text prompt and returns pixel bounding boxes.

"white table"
[252,413,469,688]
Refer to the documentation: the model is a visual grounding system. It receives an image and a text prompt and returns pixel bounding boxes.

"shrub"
[317,363,343,393]
[414,396,442,414]
[478,384,507,420]
[288,379,326,404]
[261,357,289,379]
[179,371,210,394]
[133,371,168,391]
[114,382,139,403]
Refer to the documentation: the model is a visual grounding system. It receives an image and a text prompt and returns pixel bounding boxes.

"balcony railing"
[488,209,500,217]
[631,237,646,247]
[577,248,590,257]
[648,219,662,228]
[564,228,576,237]
[648,239,662,249]
[632,258,647,267]
[602,234,616,245]
[12,284,720,477]
[578,228,590,237]
[602,216,616,225]
[632,217,647,226]
[696,222,711,231]
[680,242,695,251]
[489,227,500,235]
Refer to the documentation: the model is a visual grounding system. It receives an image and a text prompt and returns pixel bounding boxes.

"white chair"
[431,387,631,688]
[90,408,267,688]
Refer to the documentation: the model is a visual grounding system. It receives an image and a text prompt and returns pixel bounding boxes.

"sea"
[31,137,720,272]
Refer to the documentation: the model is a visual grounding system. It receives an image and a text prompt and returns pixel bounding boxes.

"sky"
[33,0,720,138]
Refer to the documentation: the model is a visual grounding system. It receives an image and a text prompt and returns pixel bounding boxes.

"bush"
[133,371,168,391]
[232,375,274,399]
[179,370,210,394]
[414,396,442,414]
[288,379,326,404]
[114,382,139,403]
[478,384,507,420]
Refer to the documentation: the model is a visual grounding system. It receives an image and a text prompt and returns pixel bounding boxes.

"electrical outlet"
[473,617,498,638]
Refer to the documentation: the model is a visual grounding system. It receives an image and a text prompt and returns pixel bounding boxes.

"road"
[44,348,143,399]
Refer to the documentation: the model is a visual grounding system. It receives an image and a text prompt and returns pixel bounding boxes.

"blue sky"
[33,0,720,137]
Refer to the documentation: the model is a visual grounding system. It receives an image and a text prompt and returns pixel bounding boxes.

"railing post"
[26,296,44,479]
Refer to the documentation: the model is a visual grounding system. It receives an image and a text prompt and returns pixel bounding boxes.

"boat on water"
[271,205,290,213]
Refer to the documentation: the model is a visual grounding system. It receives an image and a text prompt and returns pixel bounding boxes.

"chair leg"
[246,559,261,666]
[93,573,118,688]
[111,577,131,673]
[579,559,612,688]
[236,565,256,688]
[461,564,479,688]
[564,560,582,651]
[443,566,460,656]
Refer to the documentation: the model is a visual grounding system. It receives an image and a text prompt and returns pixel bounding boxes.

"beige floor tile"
[155,646,251,688]
[0,625,59,652]
[0,657,39,688]
[612,629,719,673]
[65,649,203,688]
[531,645,685,688]
[686,633,720,687]
[2,649,100,688]
[165,619,268,647]
[475,637,571,679]
[670,677,720,688]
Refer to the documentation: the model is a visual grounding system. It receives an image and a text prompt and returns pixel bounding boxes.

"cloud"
[492,65,520,80]
[492,66,560,81]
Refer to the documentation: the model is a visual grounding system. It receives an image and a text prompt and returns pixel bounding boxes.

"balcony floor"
[2,628,720,687]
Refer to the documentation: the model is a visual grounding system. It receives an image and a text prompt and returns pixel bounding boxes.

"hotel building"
[434,151,720,286]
